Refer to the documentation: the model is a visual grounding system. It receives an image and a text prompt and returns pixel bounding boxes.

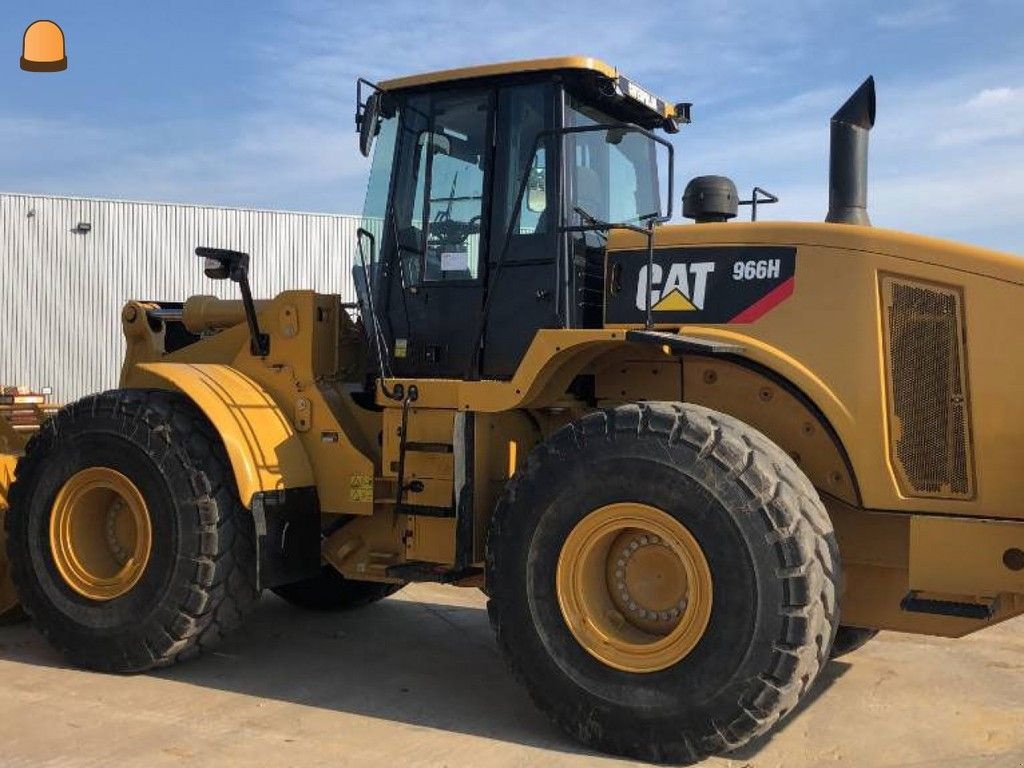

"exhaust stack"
[826,76,875,226]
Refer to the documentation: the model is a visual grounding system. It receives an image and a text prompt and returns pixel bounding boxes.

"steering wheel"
[430,213,483,245]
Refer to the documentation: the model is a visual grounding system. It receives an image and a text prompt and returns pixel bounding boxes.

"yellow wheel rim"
[49,467,153,601]
[556,503,713,673]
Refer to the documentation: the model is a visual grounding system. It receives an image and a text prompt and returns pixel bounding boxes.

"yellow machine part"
[134,363,315,507]
[122,292,378,516]
[0,451,21,619]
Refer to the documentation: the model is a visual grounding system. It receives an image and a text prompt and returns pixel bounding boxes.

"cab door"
[384,89,493,379]
[481,83,562,379]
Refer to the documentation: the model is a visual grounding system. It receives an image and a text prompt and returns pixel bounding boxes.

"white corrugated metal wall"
[0,193,360,402]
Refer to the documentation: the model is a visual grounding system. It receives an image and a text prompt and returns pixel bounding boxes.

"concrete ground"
[0,584,1021,768]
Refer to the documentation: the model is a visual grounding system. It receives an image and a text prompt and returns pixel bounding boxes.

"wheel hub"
[49,467,153,601]
[556,502,713,673]
[607,532,689,635]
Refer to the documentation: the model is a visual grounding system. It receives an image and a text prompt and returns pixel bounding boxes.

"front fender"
[134,363,315,508]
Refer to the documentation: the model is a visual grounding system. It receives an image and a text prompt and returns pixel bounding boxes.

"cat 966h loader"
[3,57,1024,763]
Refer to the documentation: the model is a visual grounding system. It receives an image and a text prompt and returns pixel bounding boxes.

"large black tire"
[830,625,878,658]
[6,389,260,673]
[272,566,402,611]
[486,402,839,764]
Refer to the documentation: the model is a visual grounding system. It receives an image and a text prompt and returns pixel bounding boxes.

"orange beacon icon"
[21,20,67,72]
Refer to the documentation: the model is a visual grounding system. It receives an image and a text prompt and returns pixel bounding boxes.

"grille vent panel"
[880,276,974,499]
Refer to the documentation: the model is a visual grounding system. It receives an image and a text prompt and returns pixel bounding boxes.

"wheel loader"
[2,56,1024,764]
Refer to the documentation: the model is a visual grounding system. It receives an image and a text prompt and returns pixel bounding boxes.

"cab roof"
[379,56,617,90]
[378,56,685,127]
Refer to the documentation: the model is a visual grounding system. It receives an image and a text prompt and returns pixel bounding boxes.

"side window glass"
[421,95,489,282]
[608,142,641,224]
[498,85,551,238]
[565,96,663,227]
[359,112,398,262]
[392,95,430,286]
[521,147,546,234]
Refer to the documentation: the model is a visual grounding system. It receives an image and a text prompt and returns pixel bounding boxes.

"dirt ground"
[0,583,1021,768]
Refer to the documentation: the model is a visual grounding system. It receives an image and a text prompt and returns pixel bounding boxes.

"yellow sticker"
[349,474,374,503]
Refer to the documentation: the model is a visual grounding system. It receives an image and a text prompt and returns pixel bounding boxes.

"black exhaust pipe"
[826,76,875,226]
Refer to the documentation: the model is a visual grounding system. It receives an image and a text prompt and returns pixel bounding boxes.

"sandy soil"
[0,583,1021,767]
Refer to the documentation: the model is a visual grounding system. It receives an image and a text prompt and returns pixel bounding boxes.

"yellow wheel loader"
[3,57,1024,763]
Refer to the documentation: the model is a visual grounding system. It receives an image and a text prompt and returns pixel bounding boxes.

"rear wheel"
[487,402,839,763]
[272,566,402,611]
[6,389,259,672]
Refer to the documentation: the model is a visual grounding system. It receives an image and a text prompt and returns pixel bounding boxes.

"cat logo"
[635,262,716,312]
[606,245,796,325]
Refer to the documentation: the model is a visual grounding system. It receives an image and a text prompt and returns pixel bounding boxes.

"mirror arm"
[236,275,269,357]
[643,218,656,329]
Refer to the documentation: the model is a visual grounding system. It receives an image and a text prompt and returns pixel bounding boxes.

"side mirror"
[196,247,249,283]
[359,92,383,158]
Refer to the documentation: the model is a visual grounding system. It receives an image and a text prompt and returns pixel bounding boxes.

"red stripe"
[729,277,795,324]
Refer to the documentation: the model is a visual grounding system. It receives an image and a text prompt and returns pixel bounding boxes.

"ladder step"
[900,592,995,620]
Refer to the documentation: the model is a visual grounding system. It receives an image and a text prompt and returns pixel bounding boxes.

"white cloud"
[967,86,1018,108]
[935,86,1024,146]
[875,2,956,29]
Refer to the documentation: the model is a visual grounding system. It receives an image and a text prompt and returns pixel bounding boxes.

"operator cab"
[355,57,685,380]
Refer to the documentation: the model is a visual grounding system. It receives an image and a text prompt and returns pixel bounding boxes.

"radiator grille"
[880,276,974,499]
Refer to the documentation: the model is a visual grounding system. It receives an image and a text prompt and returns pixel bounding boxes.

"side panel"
[134,363,315,507]
[909,516,1024,596]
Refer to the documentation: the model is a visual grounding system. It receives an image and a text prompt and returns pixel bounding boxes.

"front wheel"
[6,389,260,672]
[486,403,839,764]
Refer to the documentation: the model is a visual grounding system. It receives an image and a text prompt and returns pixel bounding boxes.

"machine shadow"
[0,591,848,760]
[158,592,586,755]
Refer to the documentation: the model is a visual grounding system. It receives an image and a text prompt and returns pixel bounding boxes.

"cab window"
[566,97,661,226]
[405,92,490,282]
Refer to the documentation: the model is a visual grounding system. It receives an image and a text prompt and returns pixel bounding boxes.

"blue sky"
[2,1,1023,251]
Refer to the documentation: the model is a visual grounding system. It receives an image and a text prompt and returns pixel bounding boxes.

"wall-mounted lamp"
[72,221,91,234]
